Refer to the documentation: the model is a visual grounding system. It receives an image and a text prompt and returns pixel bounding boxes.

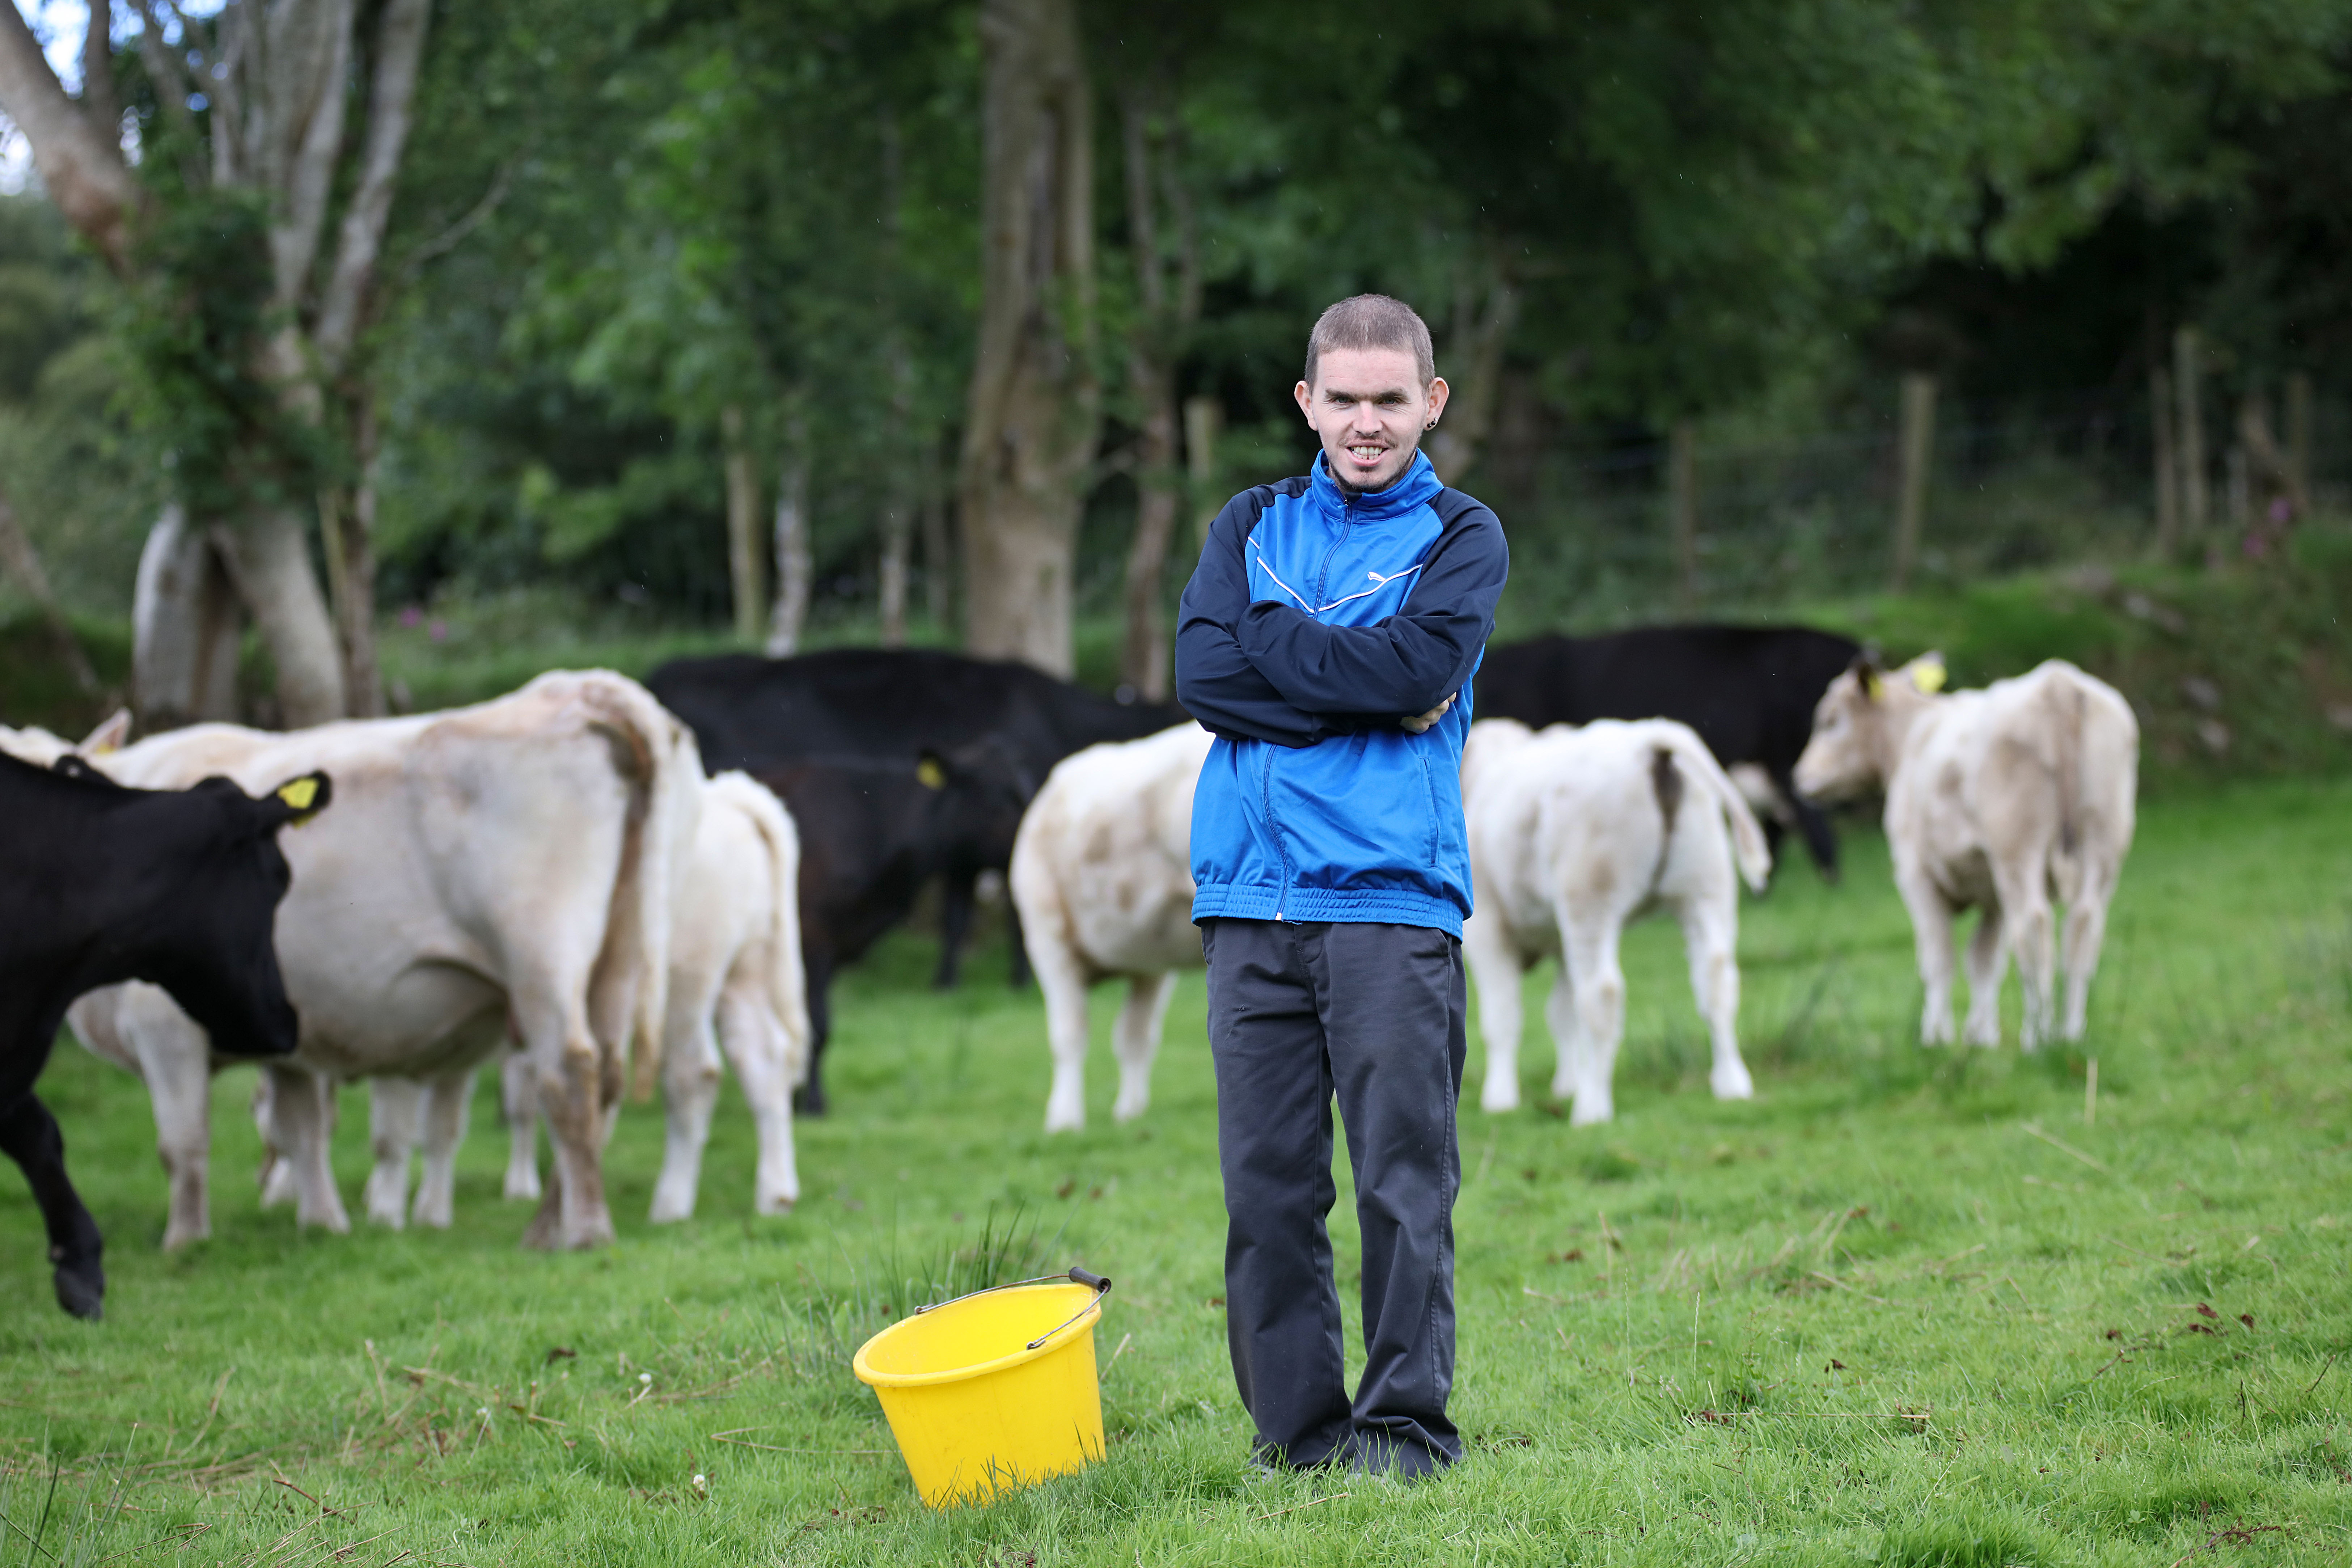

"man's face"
[1294,346,1450,494]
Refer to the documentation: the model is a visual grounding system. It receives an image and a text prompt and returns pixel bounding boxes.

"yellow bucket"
[853,1267,1112,1508]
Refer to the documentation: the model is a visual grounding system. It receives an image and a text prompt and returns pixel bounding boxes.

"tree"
[959,0,1098,679]
[0,0,431,728]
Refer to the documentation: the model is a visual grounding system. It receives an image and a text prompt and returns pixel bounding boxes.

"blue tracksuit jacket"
[1174,450,1510,937]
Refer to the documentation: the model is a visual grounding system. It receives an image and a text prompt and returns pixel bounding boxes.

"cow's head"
[1792,652,1945,802]
[126,768,334,1060]
[918,735,1038,867]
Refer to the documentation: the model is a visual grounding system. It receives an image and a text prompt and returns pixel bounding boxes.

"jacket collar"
[1309,449,1442,523]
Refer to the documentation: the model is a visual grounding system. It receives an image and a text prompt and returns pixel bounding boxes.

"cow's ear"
[1848,651,1883,701]
[915,751,948,791]
[259,771,334,829]
[80,708,131,754]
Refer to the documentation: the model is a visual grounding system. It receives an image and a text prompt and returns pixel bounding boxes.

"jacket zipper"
[1276,490,1355,921]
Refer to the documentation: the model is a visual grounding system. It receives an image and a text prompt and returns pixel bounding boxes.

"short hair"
[1303,294,1435,389]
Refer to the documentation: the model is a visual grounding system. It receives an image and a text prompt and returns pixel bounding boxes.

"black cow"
[754,736,1032,1115]
[650,648,1184,988]
[0,752,328,1319]
[1473,625,1861,878]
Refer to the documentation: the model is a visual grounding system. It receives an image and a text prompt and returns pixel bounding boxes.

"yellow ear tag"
[916,757,947,791]
[1862,670,1882,700]
[277,776,319,812]
[1912,660,1947,695]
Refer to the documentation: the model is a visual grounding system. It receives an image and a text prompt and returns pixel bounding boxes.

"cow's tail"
[2048,665,2091,903]
[1663,727,1774,892]
[563,671,704,1100]
[716,770,813,1089]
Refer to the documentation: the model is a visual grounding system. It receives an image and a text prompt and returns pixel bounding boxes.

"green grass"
[3,779,2351,1565]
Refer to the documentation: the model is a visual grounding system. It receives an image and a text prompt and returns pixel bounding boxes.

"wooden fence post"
[1892,372,1937,592]
[2287,371,2313,514]
[1668,419,1698,614]
[2174,327,2208,548]
[2150,364,2178,554]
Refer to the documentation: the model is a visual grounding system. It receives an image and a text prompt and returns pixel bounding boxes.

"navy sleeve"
[1174,490,1337,748]
[1233,499,1510,717]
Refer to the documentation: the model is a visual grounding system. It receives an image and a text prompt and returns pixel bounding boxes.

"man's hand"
[1401,694,1455,734]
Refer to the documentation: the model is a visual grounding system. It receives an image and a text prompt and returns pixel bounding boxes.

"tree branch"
[0,4,140,270]
[80,1,117,137]
[130,0,197,153]
[314,0,431,372]
[392,155,514,286]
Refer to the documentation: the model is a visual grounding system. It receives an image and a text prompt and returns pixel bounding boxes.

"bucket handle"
[909,1267,1113,1353]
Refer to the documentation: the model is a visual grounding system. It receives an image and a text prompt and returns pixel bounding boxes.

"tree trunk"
[721,404,766,644]
[1891,372,1937,592]
[2174,327,2208,549]
[2150,364,2179,555]
[318,386,388,717]
[1185,395,1222,552]
[766,411,813,657]
[920,435,952,632]
[132,506,242,732]
[210,510,347,728]
[958,0,1099,679]
[1667,419,1698,614]
[1426,270,1516,486]
[878,347,917,648]
[0,490,100,696]
[1118,92,1179,701]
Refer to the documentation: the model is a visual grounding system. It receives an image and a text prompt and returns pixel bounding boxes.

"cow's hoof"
[503,1171,542,1202]
[791,1087,829,1118]
[1568,1099,1613,1128]
[1479,1087,1521,1114]
[755,1195,797,1217]
[52,1265,103,1322]
[1710,1068,1755,1101]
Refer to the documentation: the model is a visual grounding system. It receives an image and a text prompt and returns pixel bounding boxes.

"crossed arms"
[1173,487,1510,748]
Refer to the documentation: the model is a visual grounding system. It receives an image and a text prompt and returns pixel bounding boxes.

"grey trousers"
[1201,918,1467,1477]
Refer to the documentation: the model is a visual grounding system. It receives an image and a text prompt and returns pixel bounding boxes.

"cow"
[757,737,1033,1113]
[1460,717,1772,1124]
[1793,654,2137,1049]
[1473,625,1860,879]
[1010,723,1215,1132]
[0,748,327,1318]
[483,768,810,1222]
[53,670,701,1252]
[648,648,1184,990]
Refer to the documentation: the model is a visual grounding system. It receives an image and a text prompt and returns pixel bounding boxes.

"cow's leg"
[1111,971,1179,1124]
[411,1069,474,1229]
[0,1087,104,1320]
[500,1050,541,1201]
[1894,861,1959,1045]
[1773,764,1840,883]
[1961,904,2009,1048]
[2059,867,2116,1042]
[794,948,834,1117]
[364,1079,423,1229]
[652,1013,722,1224]
[1679,895,1752,1100]
[1543,963,1583,1109]
[262,1064,350,1234]
[933,870,976,990]
[1561,915,1627,1127]
[130,1010,218,1250]
[1462,912,1525,1113]
[715,990,799,1214]
[1034,922,1096,1133]
[516,991,615,1251]
[1997,860,2057,1051]
[251,1075,293,1210]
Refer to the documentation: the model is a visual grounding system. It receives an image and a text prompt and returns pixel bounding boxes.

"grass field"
[3,779,2350,1566]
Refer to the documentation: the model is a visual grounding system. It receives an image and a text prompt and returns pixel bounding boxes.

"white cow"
[486,768,810,1221]
[1012,723,1214,1132]
[1793,654,2136,1049]
[54,670,701,1250]
[1461,718,1772,1124]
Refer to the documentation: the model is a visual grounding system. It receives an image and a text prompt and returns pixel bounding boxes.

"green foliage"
[2,783,2350,1562]
[114,187,323,523]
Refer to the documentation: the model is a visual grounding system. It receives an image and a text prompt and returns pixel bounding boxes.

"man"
[1173,293,1510,1479]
